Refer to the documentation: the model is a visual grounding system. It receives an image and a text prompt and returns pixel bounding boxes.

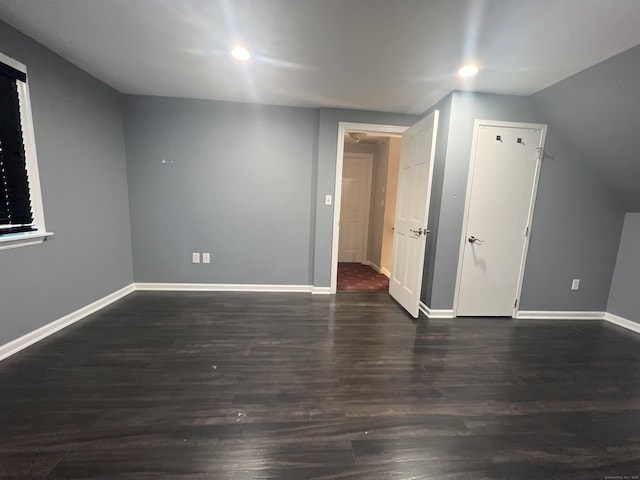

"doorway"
[454,120,547,317]
[334,125,404,292]
[331,115,439,317]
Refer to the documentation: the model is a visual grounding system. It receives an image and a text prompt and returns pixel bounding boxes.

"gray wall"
[0,21,133,346]
[526,45,640,211]
[124,96,319,285]
[428,92,540,309]
[518,128,623,311]
[426,91,624,313]
[420,94,452,306]
[2,16,635,350]
[607,213,640,324]
[313,108,419,287]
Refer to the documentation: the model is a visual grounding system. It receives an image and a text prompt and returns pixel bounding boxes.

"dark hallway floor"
[337,262,390,291]
[1,291,640,479]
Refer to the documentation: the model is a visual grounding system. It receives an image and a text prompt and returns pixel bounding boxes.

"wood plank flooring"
[1,291,639,479]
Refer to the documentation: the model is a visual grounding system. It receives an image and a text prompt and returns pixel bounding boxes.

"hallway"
[337,262,389,291]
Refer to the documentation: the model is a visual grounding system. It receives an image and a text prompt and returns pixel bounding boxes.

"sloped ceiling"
[0,0,639,114]
[0,1,638,210]
[531,45,640,211]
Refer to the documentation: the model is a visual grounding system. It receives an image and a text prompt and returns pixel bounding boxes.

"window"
[0,52,50,250]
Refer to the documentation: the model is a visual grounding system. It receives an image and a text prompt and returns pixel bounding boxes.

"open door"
[389,111,439,317]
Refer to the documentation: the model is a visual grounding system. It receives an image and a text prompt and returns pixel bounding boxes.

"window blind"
[0,64,34,235]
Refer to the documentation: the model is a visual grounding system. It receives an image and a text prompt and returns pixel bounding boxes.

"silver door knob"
[410,228,430,236]
[468,236,483,243]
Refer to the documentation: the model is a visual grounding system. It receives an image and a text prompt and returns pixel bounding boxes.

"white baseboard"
[516,310,605,320]
[364,260,382,274]
[311,286,332,295]
[604,312,640,334]
[419,301,454,319]
[0,283,135,362]
[4,284,636,366]
[429,309,455,319]
[135,283,313,293]
[364,261,392,279]
[517,310,639,335]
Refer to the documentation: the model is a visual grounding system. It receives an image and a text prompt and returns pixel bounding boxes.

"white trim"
[419,306,640,335]
[0,284,135,362]
[511,124,546,318]
[380,266,391,278]
[428,309,455,319]
[330,122,409,294]
[364,260,382,274]
[419,301,455,319]
[0,52,26,72]
[3,280,637,366]
[453,120,548,317]
[603,312,640,334]
[0,51,48,248]
[0,231,54,250]
[516,311,604,320]
[135,283,313,293]
[18,72,46,232]
[312,286,332,295]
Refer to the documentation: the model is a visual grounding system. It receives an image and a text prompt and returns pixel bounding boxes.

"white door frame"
[331,122,409,294]
[339,152,374,264]
[452,119,547,317]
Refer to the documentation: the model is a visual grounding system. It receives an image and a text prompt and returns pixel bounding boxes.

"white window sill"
[0,231,54,251]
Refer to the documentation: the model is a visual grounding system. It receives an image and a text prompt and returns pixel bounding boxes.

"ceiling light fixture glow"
[231,46,251,61]
[458,65,479,77]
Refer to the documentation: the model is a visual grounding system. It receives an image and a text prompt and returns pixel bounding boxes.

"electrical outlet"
[325,194,332,206]
[202,253,210,264]
[571,279,580,291]
[192,252,200,264]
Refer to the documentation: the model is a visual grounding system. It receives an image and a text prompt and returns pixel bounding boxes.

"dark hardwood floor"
[1,291,639,479]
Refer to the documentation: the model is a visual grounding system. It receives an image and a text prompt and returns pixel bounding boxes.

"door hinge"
[525,226,529,237]
[536,147,542,160]
[514,298,518,308]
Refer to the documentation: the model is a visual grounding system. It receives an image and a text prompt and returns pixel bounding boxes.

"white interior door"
[338,154,372,263]
[389,111,439,317]
[455,122,547,317]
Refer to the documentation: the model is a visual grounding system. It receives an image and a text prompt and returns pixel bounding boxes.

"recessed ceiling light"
[231,46,251,61]
[458,65,479,77]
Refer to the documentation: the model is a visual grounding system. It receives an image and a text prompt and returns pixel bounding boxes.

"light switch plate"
[325,194,332,205]
[571,279,580,291]
[202,253,210,264]
[192,252,200,264]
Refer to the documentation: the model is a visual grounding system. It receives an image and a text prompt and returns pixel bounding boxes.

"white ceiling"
[1,0,640,114]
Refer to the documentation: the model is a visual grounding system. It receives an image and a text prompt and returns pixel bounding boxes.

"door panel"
[389,111,439,317]
[338,155,372,263]
[456,124,546,317]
